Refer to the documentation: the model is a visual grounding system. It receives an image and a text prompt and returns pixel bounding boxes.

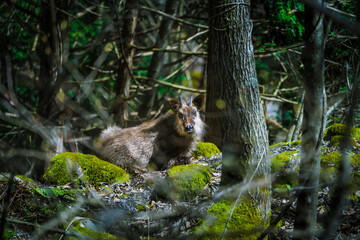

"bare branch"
[140,6,208,29]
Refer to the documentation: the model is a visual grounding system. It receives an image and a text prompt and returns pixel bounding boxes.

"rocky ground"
[1,135,360,239]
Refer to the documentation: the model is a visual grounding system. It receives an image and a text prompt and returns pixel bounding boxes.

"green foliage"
[168,164,211,201]
[43,152,129,185]
[193,199,268,239]
[4,227,17,239]
[265,0,304,44]
[193,142,221,159]
[33,187,77,202]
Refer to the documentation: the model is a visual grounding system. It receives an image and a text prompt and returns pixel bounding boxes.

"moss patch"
[168,164,211,201]
[193,199,267,239]
[330,135,357,147]
[324,123,360,140]
[71,221,119,240]
[43,152,129,185]
[351,153,360,167]
[193,142,221,159]
[269,140,301,150]
[271,151,299,189]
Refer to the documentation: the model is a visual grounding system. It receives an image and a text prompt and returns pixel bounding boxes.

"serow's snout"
[185,124,194,133]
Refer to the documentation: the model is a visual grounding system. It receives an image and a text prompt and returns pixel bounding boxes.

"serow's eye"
[178,113,184,119]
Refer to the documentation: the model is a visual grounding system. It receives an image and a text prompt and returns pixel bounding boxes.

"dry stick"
[136,76,206,93]
[131,44,207,56]
[257,194,298,240]
[286,93,304,141]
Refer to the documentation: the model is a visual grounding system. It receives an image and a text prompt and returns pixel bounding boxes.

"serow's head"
[168,94,204,136]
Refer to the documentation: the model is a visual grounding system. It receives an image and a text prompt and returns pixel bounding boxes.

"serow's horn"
[189,95,193,105]
[179,96,184,106]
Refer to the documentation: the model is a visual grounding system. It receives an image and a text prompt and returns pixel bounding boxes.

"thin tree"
[206,0,271,236]
[293,0,327,239]
[137,0,180,119]
[113,0,138,127]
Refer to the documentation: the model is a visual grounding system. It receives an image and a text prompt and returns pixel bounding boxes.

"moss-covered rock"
[271,151,299,189]
[43,152,129,185]
[168,164,211,201]
[193,142,221,159]
[269,140,301,150]
[324,123,360,141]
[329,135,357,147]
[70,220,120,240]
[351,153,360,167]
[192,199,268,239]
[320,152,341,184]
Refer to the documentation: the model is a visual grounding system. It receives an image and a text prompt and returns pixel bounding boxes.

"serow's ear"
[168,98,181,112]
[192,94,204,110]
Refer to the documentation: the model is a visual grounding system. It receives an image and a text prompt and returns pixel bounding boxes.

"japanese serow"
[97,95,205,172]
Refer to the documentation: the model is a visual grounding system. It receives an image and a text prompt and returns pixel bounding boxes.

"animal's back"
[98,124,157,170]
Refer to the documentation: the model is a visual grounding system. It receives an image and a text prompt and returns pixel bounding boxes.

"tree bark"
[206,0,271,236]
[293,0,327,239]
[114,0,138,127]
[137,0,179,119]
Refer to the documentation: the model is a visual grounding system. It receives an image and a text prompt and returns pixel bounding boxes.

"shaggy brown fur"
[97,95,205,171]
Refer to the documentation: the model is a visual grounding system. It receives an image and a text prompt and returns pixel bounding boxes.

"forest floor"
[1,144,360,239]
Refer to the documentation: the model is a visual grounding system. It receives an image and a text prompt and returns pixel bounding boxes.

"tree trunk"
[293,0,327,239]
[206,0,271,236]
[137,0,179,119]
[113,0,138,127]
[37,0,71,118]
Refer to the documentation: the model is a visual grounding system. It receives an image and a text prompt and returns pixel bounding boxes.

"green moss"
[135,204,148,212]
[320,152,341,184]
[330,135,357,147]
[269,140,301,150]
[71,221,119,240]
[193,142,221,159]
[324,123,360,140]
[271,151,297,172]
[168,164,211,201]
[351,153,360,167]
[43,152,129,185]
[193,199,267,239]
[321,152,341,167]
[16,175,35,184]
[271,151,299,191]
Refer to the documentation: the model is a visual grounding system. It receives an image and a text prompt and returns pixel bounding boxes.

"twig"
[131,44,207,56]
[140,6,208,29]
[135,76,206,93]
[6,217,80,237]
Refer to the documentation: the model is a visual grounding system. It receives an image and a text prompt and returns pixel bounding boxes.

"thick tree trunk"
[114,0,138,127]
[293,1,327,239]
[137,0,179,119]
[206,0,271,236]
